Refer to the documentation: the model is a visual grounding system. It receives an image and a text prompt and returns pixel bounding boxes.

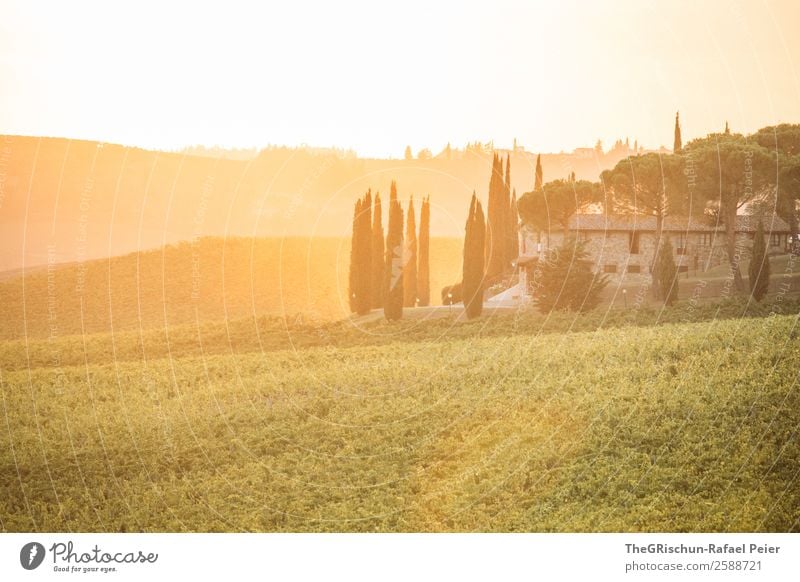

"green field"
[2,299,798,532]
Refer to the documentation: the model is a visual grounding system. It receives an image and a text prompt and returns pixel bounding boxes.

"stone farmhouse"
[496,213,791,304]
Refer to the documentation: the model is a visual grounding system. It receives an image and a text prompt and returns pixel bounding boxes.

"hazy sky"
[1,0,799,157]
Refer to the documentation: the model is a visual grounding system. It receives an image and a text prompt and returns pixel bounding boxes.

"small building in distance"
[516,213,791,296]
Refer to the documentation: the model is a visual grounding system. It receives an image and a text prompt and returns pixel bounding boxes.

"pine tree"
[371,193,385,309]
[534,154,543,190]
[417,196,431,306]
[403,197,418,307]
[463,193,485,319]
[673,111,682,154]
[384,181,404,320]
[348,198,361,312]
[653,235,678,306]
[749,220,771,301]
[724,121,730,135]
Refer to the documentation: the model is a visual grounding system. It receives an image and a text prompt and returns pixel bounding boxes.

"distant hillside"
[0,135,637,272]
[0,236,463,340]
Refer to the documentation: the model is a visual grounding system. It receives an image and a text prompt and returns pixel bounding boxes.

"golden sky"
[1,0,799,157]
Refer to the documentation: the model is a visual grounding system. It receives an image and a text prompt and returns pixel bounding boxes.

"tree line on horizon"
[348,182,431,319]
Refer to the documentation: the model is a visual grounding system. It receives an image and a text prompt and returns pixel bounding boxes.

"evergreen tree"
[348,198,361,312]
[534,154,543,190]
[508,188,518,264]
[535,239,608,313]
[749,220,771,301]
[404,145,413,160]
[371,193,385,309]
[653,235,678,306]
[463,193,486,319]
[724,121,730,135]
[485,154,508,281]
[384,181,404,320]
[503,155,516,270]
[673,111,682,154]
[355,191,373,315]
[403,197,418,307]
[417,196,431,306]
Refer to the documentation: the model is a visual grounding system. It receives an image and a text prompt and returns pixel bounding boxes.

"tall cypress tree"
[749,220,770,302]
[348,198,361,312]
[463,194,486,319]
[534,154,543,190]
[384,181,404,320]
[509,188,518,264]
[371,192,385,309]
[653,235,678,306]
[485,153,507,282]
[403,197,418,307]
[673,111,682,154]
[417,196,431,307]
[355,191,373,315]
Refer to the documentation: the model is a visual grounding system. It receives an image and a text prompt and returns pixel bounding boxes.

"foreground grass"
[1,310,799,532]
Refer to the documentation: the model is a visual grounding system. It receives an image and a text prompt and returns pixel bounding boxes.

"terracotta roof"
[561,213,790,233]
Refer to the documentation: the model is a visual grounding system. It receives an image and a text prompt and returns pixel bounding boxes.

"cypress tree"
[348,198,361,312]
[485,153,507,282]
[654,235,678,306]
[749,220,770,302]
[463,193,486,319]
[673,111,682,154]
[417,196,431,307]
[371,192,385,309]
[534,154,543,190]
[355,191,373,315]
[384,181,404,320]
[403,197,418,307]
[509,188,518,264]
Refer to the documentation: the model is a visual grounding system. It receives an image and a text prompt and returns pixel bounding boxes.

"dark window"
[627,265,641,274]
[603,264,617,273]
[676,233,686,255]
[770,233,780,247]
[678,265,689,273]
[700,233,713,246]
[578,231,590,241]
[629,232,640,254]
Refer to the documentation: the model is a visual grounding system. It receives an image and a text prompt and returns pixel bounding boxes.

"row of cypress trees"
[463,193,486,318]
[484,153,521,283]
[349,182,431,319]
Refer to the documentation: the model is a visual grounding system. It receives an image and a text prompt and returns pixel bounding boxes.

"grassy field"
[1,298,798,532]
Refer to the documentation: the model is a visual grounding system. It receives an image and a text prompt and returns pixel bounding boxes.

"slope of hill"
[0,236,463,340]
[1,311,797,532]
[0,135,634,272]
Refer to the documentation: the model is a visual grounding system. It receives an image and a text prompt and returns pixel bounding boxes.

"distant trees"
[653,236,678,306]
[403,197,418,307]
[463,193,486,319]
[534,239,608,313]
[348,191,373,315]
[417,196,431,306]
[404,146,413,161]
[749,220,770,302]
[384,181,405,320]
[534,154,543,190]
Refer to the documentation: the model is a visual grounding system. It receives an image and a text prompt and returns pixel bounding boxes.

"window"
[771,233,781,247]
[627,265,641,274]
[629,232,640,254]
[603,264,617,274]
[578,231,590,242]
[676,233,687,255]
[678,265,689,273]
[700,232,713,246]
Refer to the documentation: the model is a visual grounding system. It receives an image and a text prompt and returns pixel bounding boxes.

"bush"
[441,283,463,305]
